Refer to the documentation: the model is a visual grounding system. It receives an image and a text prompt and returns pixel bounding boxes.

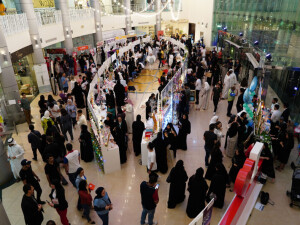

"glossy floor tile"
[2,71,299,225]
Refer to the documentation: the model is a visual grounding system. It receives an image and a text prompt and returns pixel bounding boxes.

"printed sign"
[33,0,55,8]
[77,45,89,51]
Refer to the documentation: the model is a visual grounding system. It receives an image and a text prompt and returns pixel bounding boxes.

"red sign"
[46,48,66,55]
[72,52,77,57]
[77,45,89,51]
[157,30,164,40]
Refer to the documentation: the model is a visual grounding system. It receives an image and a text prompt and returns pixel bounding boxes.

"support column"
[125,0,132,34]
[0,25,25,125]
[155,0,162,34]
[0,201,11,225]
[20,0,51,93]
[55,0,74,55]
[91,0,103,45]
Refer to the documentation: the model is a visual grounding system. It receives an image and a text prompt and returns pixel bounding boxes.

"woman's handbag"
[205,71,212,78]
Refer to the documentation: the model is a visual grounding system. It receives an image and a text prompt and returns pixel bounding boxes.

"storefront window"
[12,54,39,98]
[73,34,95,48]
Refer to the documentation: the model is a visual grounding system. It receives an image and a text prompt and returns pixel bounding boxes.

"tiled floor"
[2,68,299,225]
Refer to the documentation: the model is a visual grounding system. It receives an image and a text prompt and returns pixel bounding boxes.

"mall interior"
[0,0,300,224]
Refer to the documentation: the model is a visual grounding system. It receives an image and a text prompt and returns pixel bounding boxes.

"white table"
[101,139,121,174]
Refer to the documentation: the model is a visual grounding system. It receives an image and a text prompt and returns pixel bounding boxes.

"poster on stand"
[157,30,164,40]
[202,199,214,225]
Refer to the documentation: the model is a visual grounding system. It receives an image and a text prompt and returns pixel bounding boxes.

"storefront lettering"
[33,0,55,8]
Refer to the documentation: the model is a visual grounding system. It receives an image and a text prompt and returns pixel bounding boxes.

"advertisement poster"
[72,52,77,57]
[77,45,89,51]
[157,30,164,40]
[202,199,214,225]
[33,0,55,8]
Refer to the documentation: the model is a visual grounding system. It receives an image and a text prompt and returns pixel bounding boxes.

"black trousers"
[196,90,200,104]
[32,181,42,202]
[213,99,219,112]
[227,101,234,116]
[32,147,43,160]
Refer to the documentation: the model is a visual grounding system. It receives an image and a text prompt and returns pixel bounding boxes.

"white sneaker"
[213,112,216,115]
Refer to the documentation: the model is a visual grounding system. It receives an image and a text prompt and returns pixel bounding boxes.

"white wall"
[71,18,96,38]
[131,13,156,27]
[6,31,32,53]
[186,0,214,46]
[101,15,126,31]
[38,23,65,48]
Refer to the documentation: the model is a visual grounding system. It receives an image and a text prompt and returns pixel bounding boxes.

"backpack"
[260,191,269,205]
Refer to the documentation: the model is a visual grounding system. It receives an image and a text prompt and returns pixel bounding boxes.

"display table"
[89,105,121,174]
[141,131,157,166]
[100,134,121,174]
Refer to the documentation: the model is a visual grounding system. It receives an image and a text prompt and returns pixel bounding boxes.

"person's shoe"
[32,158,37,161]
[38,200,46,205]
[88,221,95,224]
[213,112,216,115]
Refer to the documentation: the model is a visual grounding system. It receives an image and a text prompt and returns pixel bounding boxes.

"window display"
[12,54,39,97]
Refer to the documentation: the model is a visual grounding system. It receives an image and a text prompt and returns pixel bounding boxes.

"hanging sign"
[33,0,55,8]
[77,45,89,51]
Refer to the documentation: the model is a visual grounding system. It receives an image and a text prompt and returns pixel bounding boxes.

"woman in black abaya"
[260,143,275,182]
[167,160,188,208]
[79,125,94,162]
[186,167,208,218]
[164,123,178,158]
[177,114,191,150]
[153,132,168,173]
[132,115,145,156]
[113,80,125,107]
[229,148,246,190]
[207,163,227,208]
[114,117,127,164]
[205,141,223,180]
[71,82,85,108]
[105,90,115,109]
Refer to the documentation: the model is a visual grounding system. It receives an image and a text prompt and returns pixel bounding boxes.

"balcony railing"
[69,8,94,21]
[35,9,62,26]
[0,13,29,36]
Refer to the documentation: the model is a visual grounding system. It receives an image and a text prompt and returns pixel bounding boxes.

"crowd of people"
[7,34,295,225]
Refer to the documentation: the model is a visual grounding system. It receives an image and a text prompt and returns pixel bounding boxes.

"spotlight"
[266,53,272,60]
[254,40,259,46]
[239,32,243,37]
[223,27,227,32]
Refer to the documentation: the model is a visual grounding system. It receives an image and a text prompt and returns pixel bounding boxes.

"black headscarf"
[95,187,104,199]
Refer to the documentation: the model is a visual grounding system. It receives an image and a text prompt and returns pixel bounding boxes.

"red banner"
[77,45,89,51]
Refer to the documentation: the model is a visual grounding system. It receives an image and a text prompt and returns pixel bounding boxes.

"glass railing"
[0,13,29,36]
[35,9,62,26]
[69,8,94,21]
[101,1,182,15]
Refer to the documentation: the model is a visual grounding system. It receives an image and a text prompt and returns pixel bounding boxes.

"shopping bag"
[205,72,212,78]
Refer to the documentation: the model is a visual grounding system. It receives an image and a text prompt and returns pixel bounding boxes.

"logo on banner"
[77,46,89,51]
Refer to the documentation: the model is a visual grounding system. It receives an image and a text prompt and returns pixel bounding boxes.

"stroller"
[286,162,300,207]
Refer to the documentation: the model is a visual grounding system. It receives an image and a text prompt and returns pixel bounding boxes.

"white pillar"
[125,0,132,34]
[155,0,161,34]
[19,0,51,93]
[55,0,74,55]
[91,0,103,44]
[0,25,25,125]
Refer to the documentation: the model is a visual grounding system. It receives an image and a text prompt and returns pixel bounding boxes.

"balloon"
[249,76,258,92]
[243,88,250,103]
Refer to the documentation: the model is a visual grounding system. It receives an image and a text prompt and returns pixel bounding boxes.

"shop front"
[11,46,39,100]
[161,19,189,37]
[135,25,155,38]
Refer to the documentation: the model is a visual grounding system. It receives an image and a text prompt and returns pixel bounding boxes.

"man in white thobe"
[222,69,237,99]
[7,138,24,180]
